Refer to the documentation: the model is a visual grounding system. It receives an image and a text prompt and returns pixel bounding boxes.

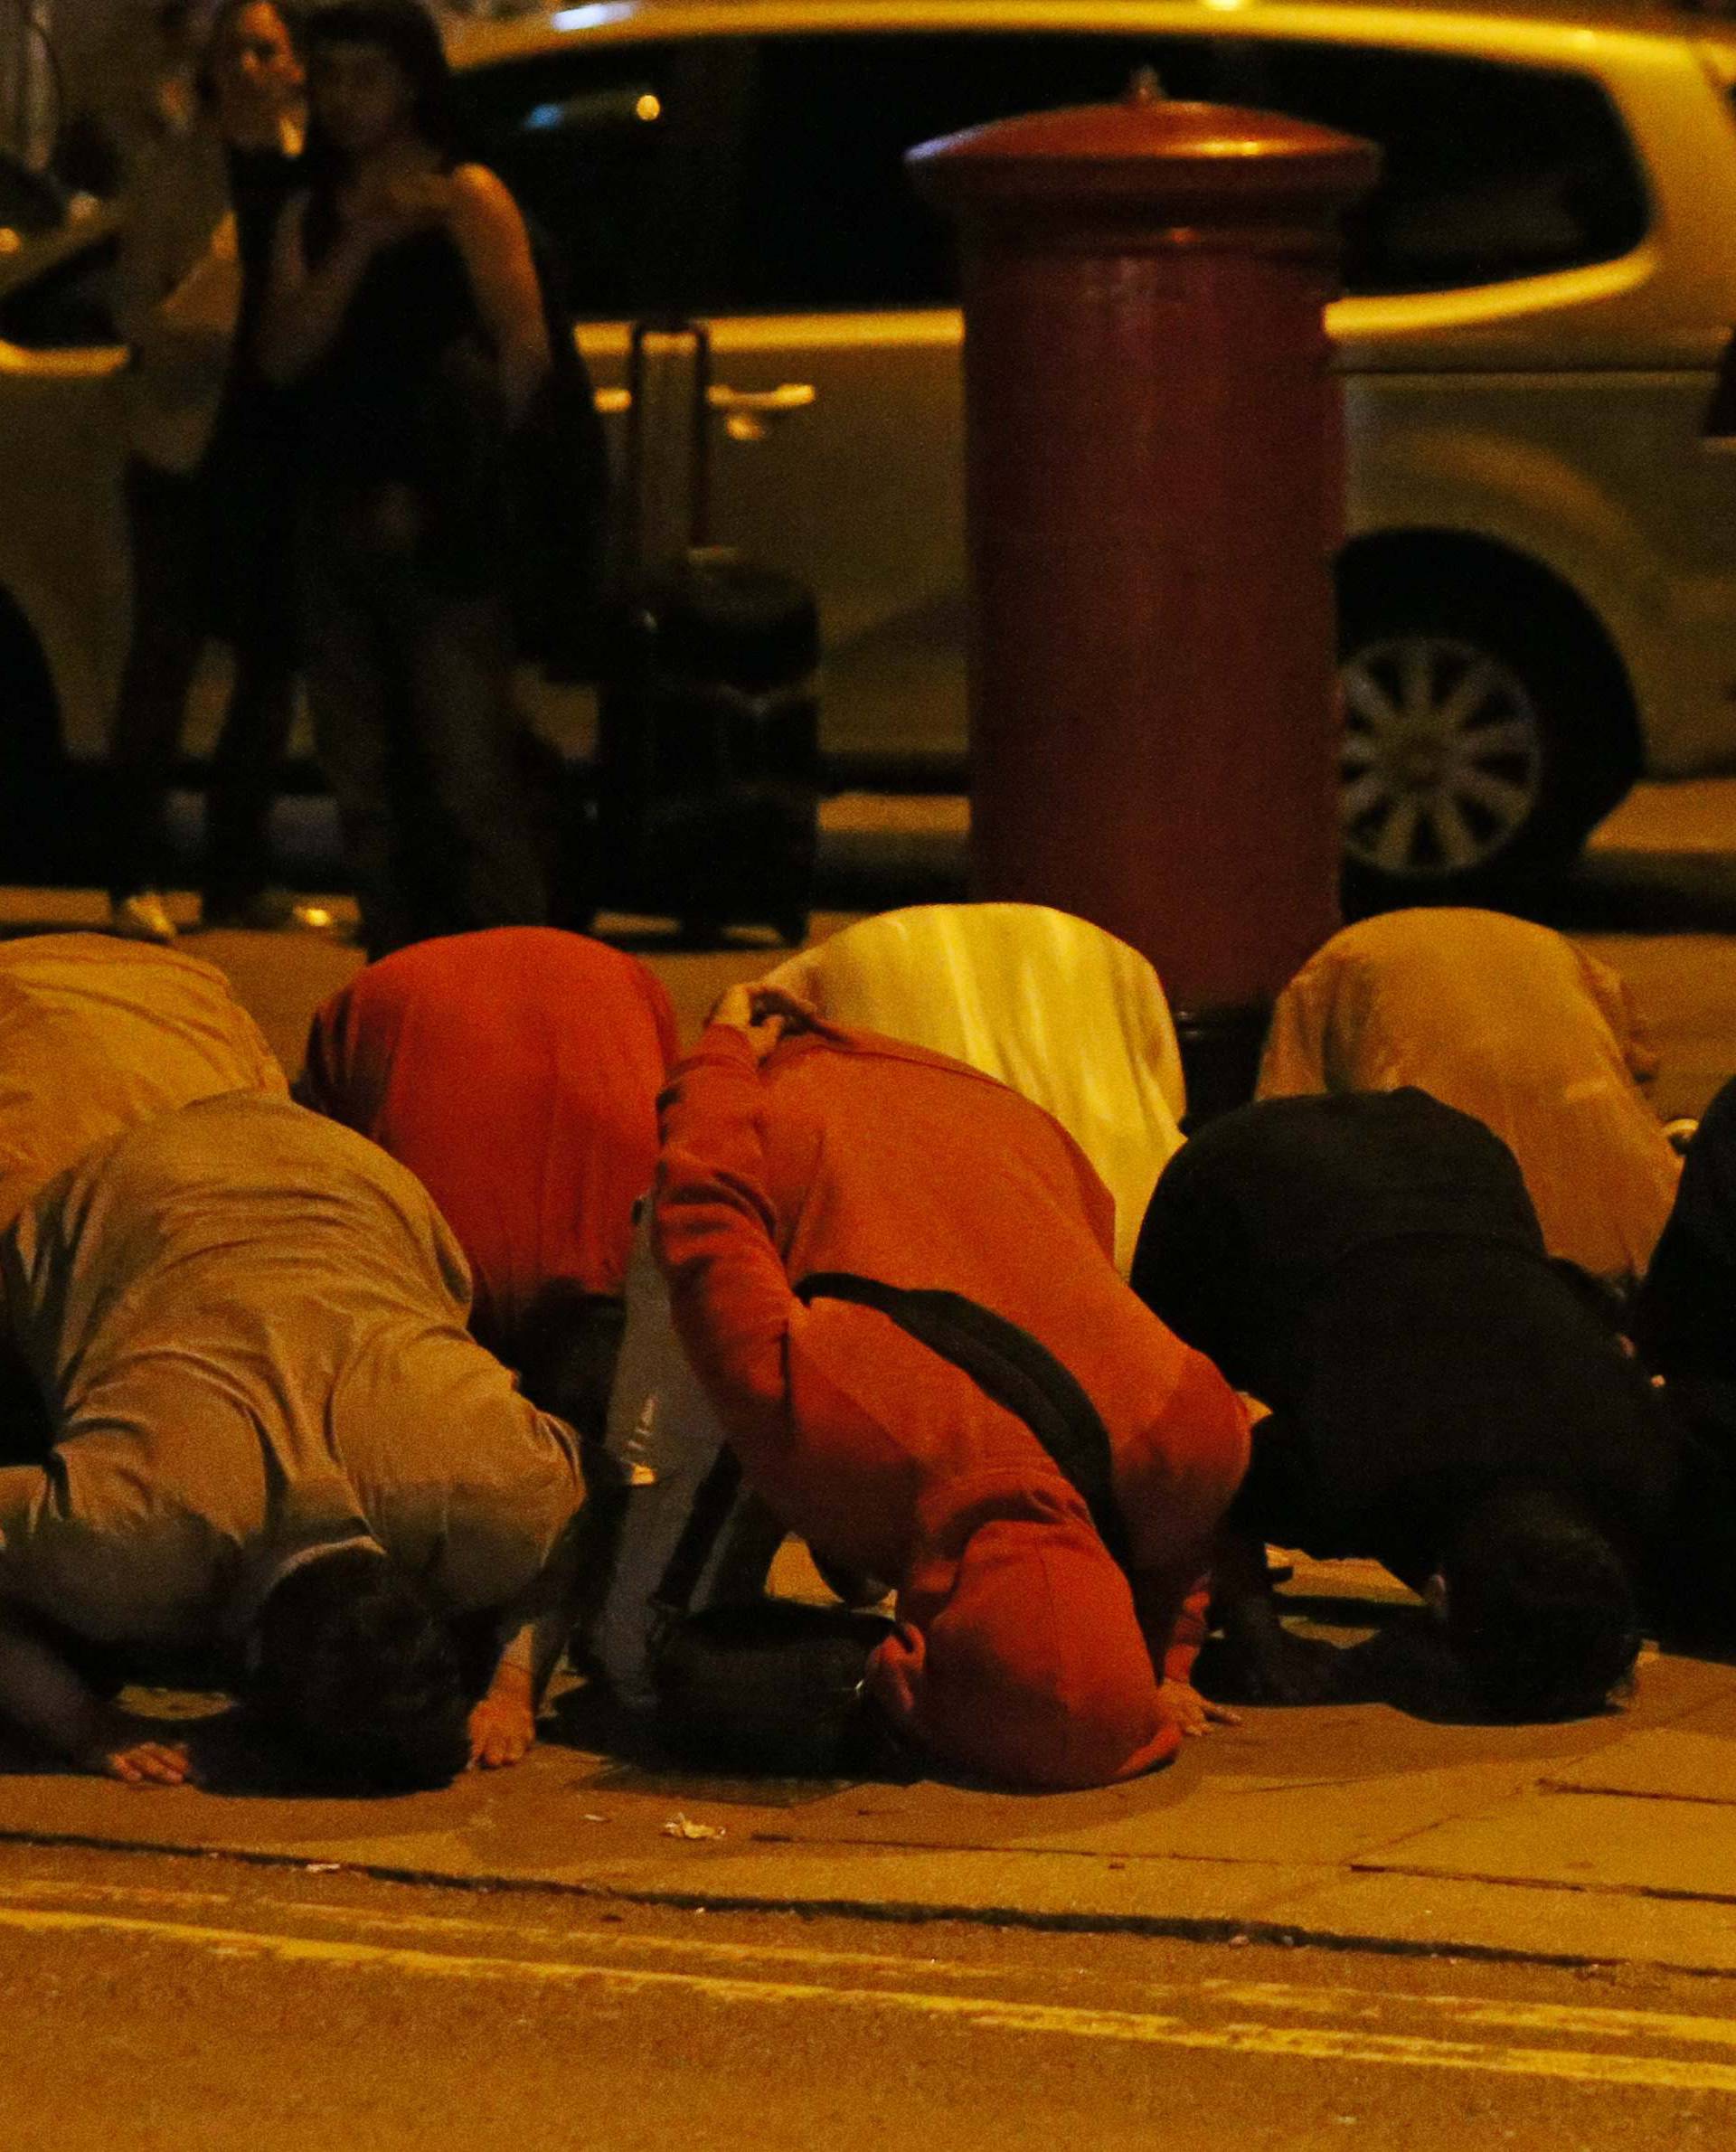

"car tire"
[1336,582,1635,914]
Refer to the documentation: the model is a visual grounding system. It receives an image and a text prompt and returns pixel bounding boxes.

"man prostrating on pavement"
[0,1093,587,1787]
[641,983,1250,1789]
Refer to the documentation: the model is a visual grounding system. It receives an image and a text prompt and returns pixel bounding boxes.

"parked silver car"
[6,0,1736,901]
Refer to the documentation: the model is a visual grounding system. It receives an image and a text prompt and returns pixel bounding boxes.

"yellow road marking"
[8,1881,1736,2060]
[1,1899,1735,2095]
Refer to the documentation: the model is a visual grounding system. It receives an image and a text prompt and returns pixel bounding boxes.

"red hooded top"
[301,929,678,1355]
[654,1019,1250,1790]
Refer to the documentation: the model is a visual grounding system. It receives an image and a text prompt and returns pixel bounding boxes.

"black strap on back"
[795,1272,1132,1570]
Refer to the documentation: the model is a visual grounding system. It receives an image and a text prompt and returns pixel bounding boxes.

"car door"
[0,220,131,769]
[701,28,1207,775]
[466,34,743,761]
[470,25,1194,776]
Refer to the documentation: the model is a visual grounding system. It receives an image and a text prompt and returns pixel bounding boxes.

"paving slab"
[1354,1787,1736,1900]
[998,1761,1546,1866]
[1545,1726,1736,1805]
[1268,1870,1736,1973]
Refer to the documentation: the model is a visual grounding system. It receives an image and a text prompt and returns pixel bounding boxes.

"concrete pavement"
[8,1550,1736,1982]
[6,783,1736,1988]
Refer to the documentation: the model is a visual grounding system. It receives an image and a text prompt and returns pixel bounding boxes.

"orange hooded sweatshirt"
[654,1020,1250,1790]
[301,929,678,1358]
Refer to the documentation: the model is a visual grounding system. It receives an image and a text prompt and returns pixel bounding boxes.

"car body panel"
[5,0,1736,794]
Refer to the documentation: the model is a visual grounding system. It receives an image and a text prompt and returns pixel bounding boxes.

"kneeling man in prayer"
[0,1093,588,1787]
[615,985,1250,1790]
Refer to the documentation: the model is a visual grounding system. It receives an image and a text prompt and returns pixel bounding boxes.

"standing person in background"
[105,0,313,945]
[261,0,552,961]
[54,2,208,202]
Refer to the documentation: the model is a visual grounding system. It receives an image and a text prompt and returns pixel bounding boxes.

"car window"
[461,40,732,317]
[1198,39,1648,295]
[0,231,120,347]
[724,29,1646,312]
[727,32,1194,313]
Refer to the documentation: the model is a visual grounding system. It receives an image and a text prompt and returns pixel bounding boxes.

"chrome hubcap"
[1339,634,1545,878]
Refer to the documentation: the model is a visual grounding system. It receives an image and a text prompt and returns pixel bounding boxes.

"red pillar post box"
[909,90,1377,1115]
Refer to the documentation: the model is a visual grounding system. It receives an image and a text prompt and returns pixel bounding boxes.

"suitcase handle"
[625,315,713,558]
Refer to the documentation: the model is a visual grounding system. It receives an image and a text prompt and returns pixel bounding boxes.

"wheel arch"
[1335,529,1644,818]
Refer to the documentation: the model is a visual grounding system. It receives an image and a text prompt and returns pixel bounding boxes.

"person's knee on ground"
[250,1545,470,1788]
[1437,1487,1641,1721]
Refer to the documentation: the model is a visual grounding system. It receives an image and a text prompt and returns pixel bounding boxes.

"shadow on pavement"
[1527,853,1736,935]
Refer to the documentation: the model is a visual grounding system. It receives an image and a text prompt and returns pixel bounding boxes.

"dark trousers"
[106,457,298,909]
[1637,1075,1736,1388]
[298,483,549,960]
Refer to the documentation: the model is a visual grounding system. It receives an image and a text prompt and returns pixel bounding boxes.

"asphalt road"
[6,1839,1736,2151]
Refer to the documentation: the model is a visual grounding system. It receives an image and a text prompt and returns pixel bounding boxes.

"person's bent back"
[0,932,287,1232]
[1258,909,1679,1287]
[761,903,1186,1275]
[652,987,1249,1789]
[0,1093,585,1787]
[300,928,677,1425]
[1133,1090,1670,1720]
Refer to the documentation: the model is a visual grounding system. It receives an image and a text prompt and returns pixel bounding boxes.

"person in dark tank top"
[261,0,552,960]
[104,0,311,947]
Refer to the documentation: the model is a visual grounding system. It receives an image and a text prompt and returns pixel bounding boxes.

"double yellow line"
[4,1881,1734,2096]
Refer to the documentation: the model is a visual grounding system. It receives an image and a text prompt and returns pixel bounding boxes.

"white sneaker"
[108,891,178,945]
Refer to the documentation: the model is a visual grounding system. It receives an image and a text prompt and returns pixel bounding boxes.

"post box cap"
[907,95,1378,221]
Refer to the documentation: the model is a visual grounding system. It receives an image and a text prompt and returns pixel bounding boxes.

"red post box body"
[909,99,1377,1100]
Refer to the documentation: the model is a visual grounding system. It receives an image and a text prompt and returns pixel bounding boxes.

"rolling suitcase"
[595,317,820,946]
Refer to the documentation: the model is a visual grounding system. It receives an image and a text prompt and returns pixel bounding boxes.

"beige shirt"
[0,1094,584,1649]
[1258,908,1682,1287]
[0,933,287,1235]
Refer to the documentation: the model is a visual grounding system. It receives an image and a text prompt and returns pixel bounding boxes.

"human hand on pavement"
[80,1709,199,1787]
[1159,1679,1241,1738]
[467,1679,536,1770]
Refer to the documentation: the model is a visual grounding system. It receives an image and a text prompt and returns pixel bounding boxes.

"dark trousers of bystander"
[106,456,298,912]
[297,482,550,960]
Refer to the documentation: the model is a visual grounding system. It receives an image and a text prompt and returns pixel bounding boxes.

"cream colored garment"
[0,933,287,1233]
[0,1095,583,1649]
[1258,908,1681,1285]
[764,903,1186,1275]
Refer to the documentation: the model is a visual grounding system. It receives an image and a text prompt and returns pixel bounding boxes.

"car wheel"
[1337,590,1629,910]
